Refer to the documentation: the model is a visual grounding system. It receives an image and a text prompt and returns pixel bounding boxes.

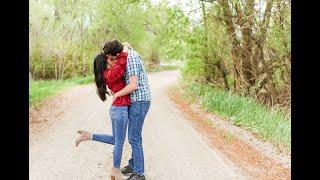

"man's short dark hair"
[103,39,123,56]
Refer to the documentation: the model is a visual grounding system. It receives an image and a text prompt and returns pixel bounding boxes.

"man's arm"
[113,46,140,102]
[112,76,138,101]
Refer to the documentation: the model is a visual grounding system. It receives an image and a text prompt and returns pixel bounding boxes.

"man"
[104,39,151,180]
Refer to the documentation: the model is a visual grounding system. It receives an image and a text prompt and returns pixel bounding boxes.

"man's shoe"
[127,173,145,180]
[121,165,133,174]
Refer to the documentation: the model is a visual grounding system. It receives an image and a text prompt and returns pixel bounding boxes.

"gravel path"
[29,71,249,180]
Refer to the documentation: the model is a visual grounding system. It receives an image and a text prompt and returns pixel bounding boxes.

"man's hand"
[112,92,119,103]
[122,42,132,49]
[122,45,129,53]
[107,89,114,95]
[110,76,138,103]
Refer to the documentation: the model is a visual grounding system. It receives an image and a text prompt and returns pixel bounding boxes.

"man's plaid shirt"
[124,49,151,102]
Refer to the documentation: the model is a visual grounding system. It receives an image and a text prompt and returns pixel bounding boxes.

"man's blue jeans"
[127,101,151,175]
[92,105,128,168]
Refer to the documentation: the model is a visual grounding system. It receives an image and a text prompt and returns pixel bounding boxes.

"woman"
[75,41,131,180]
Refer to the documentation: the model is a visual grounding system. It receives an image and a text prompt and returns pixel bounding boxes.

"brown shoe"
[75,130,92,147]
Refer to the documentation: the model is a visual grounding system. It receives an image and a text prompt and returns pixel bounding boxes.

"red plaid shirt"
[103,52,131,106]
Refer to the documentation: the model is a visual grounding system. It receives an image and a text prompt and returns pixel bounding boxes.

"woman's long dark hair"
[94,53,109,101]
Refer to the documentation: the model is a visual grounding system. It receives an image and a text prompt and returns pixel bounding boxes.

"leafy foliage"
[30,0,291,111]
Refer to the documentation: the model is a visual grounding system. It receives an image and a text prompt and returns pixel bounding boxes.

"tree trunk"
[200,0,212,83]
[219,0,241,91]
[216,59,230,90]
[254,0,275,104]
[241,0,255,87]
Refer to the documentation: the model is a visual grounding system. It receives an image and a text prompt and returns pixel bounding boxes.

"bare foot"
[75,130,92,147]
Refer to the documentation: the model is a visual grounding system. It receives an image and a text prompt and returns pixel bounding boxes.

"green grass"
[69,75,94,85]
[223,131,234,141]
[179,80,291,152]
[203,119,215,127]
[29,75,94,108]
[146,65,179,72]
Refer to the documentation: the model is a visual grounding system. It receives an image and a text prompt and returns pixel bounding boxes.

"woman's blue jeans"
[92,105,128,168]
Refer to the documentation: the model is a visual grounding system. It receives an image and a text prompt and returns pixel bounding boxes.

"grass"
[178,80,291,152]
[203,119,215,127]
[146,65,179,72]
[223,131,234,141]
[29,75,94,108]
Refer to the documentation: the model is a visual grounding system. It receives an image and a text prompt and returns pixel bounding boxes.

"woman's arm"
[104,48,128,84]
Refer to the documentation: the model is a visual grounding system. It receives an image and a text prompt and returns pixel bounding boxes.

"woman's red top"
[103,52,131,106]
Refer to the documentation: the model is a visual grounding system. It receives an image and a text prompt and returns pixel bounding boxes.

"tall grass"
[180,80,291,152]
[29,75,94,108]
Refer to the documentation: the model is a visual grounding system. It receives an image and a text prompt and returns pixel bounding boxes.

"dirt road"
[29,71,249,180]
